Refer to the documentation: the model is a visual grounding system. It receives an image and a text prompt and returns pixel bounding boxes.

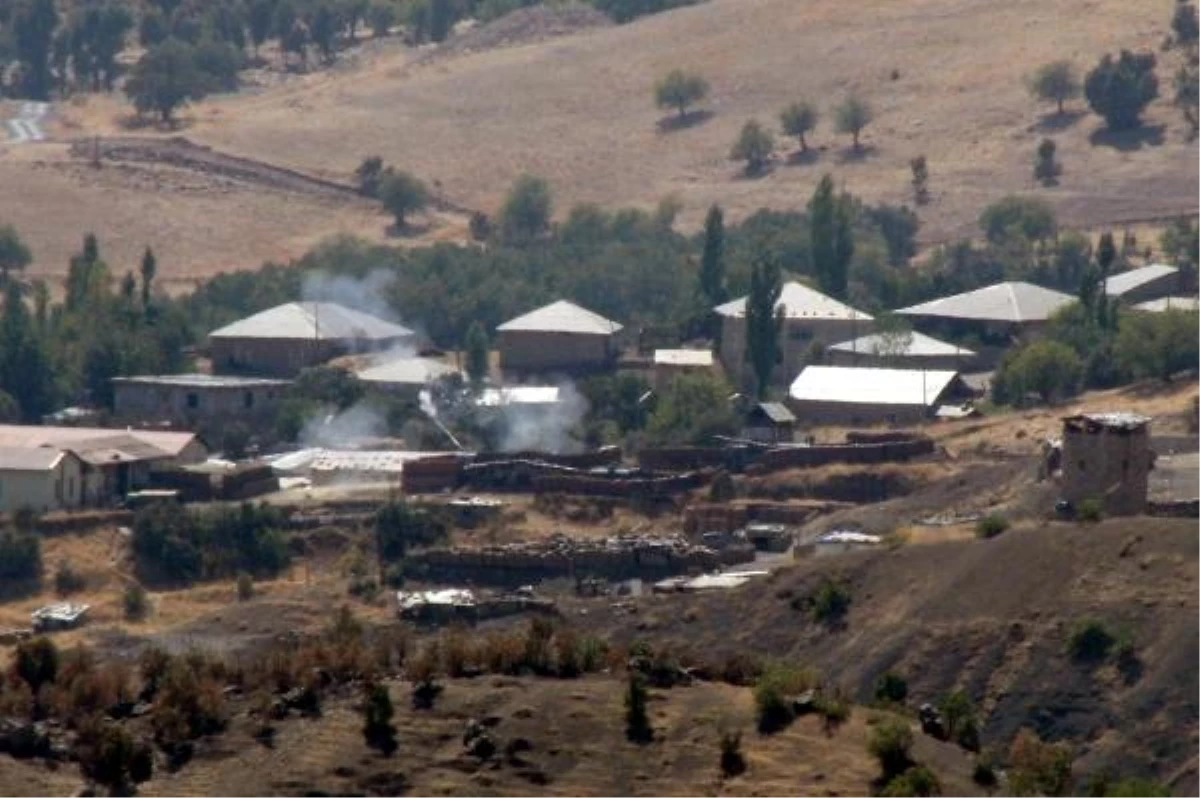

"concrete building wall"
[787,399,928,427]
[0,454,85,513]
[498,331,615,374]
[212,335,411,377]
[114,382,285,425]
[720,316,868,389]
[1062,425,1153,515]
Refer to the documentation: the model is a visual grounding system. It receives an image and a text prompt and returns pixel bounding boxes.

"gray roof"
[210,302,414,342]
[114,374,289,389]
[828,330,975,358]
[1132,296,1199,313]
[0,425,198,459]
[496,300,622,335]
[755,402,796,424]
[896,282,1073,324]
[1103,263,1178,297]
[0,446,67,471]
[789,365,960,407]
[716,281,872,321]
[356,356,460,386]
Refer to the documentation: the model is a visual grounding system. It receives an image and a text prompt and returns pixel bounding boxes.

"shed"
[0,447,85,514]
[827,330,975,371]
[788,366,969,425]
[743,402,797,443]
[209,301,416,377]
[496,300,622,375]
[716,281,872,388]
[1103,264,1181,304]
[651,348,715,388]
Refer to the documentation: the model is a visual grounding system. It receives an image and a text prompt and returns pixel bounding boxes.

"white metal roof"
[1103,263,1178,297]
[827,330,975,358]
[896,281,1073,323]
[496,300,622,335]
[1132,296,1198,313]
[113,374,289,389]
[209,301,414,341]
[788,365,959,407]
[0,446,67,471]
[653,349,714,367]
[715,281,872,321]
[476,386,561,406]
[356,356,460,386]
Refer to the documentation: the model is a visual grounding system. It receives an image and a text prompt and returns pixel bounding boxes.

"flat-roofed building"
[113,374,289,425]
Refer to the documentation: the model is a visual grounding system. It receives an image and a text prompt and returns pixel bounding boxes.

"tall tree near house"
[0,225,32,284]
[140,247,157,308]
[809,175,854,300]
[745,256,783,399]
[14,0,59,100]
[464,321,489,386]
[699,204,727,307]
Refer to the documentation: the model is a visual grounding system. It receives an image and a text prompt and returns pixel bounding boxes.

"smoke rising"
[495,381,589,454]
[302,269,397,324]
[299,402,387,449]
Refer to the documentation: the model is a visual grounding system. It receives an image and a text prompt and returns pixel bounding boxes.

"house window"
[244,391,254,409]
[187,392,199,409]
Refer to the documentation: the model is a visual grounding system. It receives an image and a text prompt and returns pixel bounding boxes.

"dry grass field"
[1,0,1196,288]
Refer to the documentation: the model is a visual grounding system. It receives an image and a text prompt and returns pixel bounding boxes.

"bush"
[937,690,979,750]
[730,119,775,175]
[811,577,851,626]
[1090,776,1171,797]
[77,722,154,794]
[868,717,914,781]
[882,765,942,797]
[1068,619,1116,662]
[874,672,909,704]
[975,514,1010,539]
[236,572,254,601]
[124,584,149,621]
[0,528,42,584]
[362,682,398,755]
[753,662,820,734]
[708,470,736,502]
[973,759,998,788]
[719,726,746,777]
[14,637,59,693]
[625,672,653,743]
[1034,138,1061,185]
[54,560,86,596]
[992,340,1083,406]
[979,195,1058,245]
[1077,498,1103,523]
[355,156,386,198]
[1008,728,1073,797]
[816,688,852,735]
[1085,50,1159,131]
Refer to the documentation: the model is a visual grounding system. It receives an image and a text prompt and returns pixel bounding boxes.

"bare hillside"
[183,0,1198,239]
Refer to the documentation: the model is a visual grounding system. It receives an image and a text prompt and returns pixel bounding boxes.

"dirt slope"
[183,0,1197,239]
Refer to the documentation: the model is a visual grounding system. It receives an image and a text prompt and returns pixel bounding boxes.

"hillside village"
[0,0,1198,796]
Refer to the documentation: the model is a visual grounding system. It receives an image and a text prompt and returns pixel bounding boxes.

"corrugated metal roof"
[756,402,796,424]
[653,349,714,367]
[356,357,460,386]
[1104,263,1178,297]
[0,425,198,459]
[1132,296,1198,313]
[209,302,414,341]
[715,281,872,321]
[496,300,622,335]
[476,386,561,406]
[114,374,290,388]
[896,281,1073,323]
[789,365,959,407]
[828,330,975,357]
[0,446,66,471]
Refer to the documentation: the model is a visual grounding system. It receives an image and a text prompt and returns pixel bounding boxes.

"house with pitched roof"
[209,301,417,377]
[496,300,623,375]
[715,281,872,388]
[0,447,86,514]
[1103,264,1183,305]
[826,330,976,371]
[788,365,972,425]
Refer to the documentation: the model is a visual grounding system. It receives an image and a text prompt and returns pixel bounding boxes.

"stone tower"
[1060,413,1154,516]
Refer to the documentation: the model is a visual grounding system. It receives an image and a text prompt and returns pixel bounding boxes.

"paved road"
[6,101,49,143]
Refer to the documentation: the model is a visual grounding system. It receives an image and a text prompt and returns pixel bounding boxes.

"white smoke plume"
[299,402,388,449]
[496,381,589,454]
[302,269,397,323]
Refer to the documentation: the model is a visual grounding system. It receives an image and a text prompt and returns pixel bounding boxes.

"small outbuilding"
[209,301,417,377]
[0,447,86,514]
[788,365,970,426]
[651,348,715,388]
[496,300,622,375]
[1060,413,1154,516]
[742,402,797,443]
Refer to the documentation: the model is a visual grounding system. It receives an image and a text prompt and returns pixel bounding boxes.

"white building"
[0,447,86,514]
[788,365,969,425]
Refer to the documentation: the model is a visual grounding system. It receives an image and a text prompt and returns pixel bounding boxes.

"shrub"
[938,690,979,750]
[910,155,929,204]
[654,69,709,119]
[816,688,852,735]
[718,726,746,777]
[1034,138,1061,185]
[14,637,59,693]
[54,560,86,596]
[754,662,820,734]
[973,759,998,788]
[379,170,429,229]
[730,119,776,175]
[362,682,398,756]
[1076,498,1103,523]
[868,717,914,782]
[882,765,942,797]
[1092,776,1171,797]
[236,572,254,601]
[874,672,909,704]
[0,528,42,583]
[976,514,1010,539]
[355,156,387,197]
[625,672,653,743]
[1008,728,1073,797]
[577,635,609,673]
[77,721,154,794]
[1085,50,1159,131]
[124,583,149,621]
[992,340,1083,406]
[1068,619,1116,662]
[811,577,851,625]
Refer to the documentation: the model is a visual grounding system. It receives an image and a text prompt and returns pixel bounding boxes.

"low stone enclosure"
[402,533,755,587]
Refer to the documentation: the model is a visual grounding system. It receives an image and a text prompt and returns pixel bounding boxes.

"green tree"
[77,722,153,795]
[809,175,854,299]
[1028,61,1081,114]
[355,155,387,197]
[499,174,552,244]
[1034,137,1061,185]
[310,2,340,63]
[248,0,275,53]
[464,320,489,385]
[1174,62,1199,136]
[993,340,1083,405]
[193,38,243,92]
[779,101,818,153]
[699,204,727,306]
[654,68,709,120]
[0,281,55,420]
[835,94,873,150]
[1159,216,1199,268]
[379,170,429,229]
[645,372,738,445]
[744,257,782,398]
[1084,50,1159,131]
[1114,309,1199,381]
[625,673,652,743]
[125,38,209,123]
[0,224,32,283]
[979,195,1057,245]
[1008,729,1073,797]
[362,682,398,755]
[730,119,775,175]
[140,246,157,308]
[369,1,397,36]
[13,0,59,99]
[67,3,136,92]
[868,718,914,782]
